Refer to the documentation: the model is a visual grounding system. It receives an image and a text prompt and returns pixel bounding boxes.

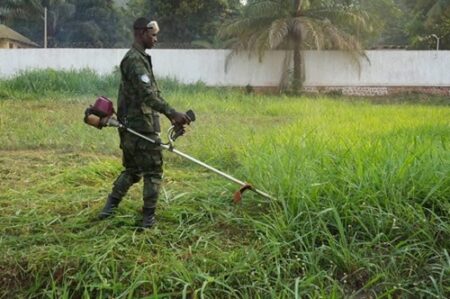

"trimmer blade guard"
[233,184,253,204]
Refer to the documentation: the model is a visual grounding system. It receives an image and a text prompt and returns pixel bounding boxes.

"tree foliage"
[358,0,450,49]
[56,0,128,47]
[0,0,127,47]
[0,0,73,47]
[403,0,450,49]
[356,0,407,46]
[1,0,449,50]
[125,0,241,47]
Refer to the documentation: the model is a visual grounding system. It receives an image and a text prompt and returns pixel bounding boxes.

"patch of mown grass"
[0,72,449,298]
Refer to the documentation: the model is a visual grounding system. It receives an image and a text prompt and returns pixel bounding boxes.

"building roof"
[0,24,39,47]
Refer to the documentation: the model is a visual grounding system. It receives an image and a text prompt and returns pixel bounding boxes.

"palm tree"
[220,0,371,92]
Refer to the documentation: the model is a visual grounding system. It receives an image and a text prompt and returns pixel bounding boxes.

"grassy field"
[0,70,449,298]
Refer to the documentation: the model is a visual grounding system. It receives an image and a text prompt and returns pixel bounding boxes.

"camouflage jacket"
[117,43,174,133]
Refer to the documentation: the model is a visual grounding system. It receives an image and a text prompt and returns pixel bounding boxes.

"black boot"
[98,195,121,220]
[142,207,156,229]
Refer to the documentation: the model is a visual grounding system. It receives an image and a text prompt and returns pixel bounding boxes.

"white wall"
[304,51,449,87]
[0,49,127,77]
[0,49,449,87]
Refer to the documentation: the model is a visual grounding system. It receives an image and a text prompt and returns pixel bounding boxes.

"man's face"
[142,29,158,49]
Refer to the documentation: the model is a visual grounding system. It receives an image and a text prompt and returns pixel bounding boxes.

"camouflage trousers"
[110,130,163,209]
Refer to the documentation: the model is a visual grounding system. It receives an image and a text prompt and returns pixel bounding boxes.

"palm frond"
[321,22,362,52]
[269,18,289,48]
[243,29,270,60]
[244,0,289,18]
[225,39,248,72]
[191,40,214,49]
[291,17,323,50]
[254,30,271,60]
[320,20,367,75]
[306,6,369,34]
[219,17,272,39]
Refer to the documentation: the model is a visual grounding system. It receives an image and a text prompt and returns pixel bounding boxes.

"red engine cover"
[93,96,114,117]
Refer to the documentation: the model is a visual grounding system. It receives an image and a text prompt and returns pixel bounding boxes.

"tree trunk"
[295,0,302,17]
[292,0,303,93]
[293,40,302,93]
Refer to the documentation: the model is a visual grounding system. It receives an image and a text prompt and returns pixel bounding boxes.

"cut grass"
[0,71,449,298]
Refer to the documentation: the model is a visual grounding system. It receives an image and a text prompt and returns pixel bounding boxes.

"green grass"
[0,70,449,298]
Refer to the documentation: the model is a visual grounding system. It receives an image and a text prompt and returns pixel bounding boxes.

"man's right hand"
[170,111,191,126]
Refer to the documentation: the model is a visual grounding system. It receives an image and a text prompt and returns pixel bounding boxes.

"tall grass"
[0,69,212,100]
[0,69,118,99]
[0,70,449,298]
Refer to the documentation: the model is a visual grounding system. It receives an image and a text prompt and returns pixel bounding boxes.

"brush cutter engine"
[84,96,117,129]
[83,96,194,142]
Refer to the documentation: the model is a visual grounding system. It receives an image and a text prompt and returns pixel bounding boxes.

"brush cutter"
[84,96,274,203]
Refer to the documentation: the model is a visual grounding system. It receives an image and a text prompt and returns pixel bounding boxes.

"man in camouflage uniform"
[99,17,190,228]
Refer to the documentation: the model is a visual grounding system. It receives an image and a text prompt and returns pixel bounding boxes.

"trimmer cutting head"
[233,184,254,204]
